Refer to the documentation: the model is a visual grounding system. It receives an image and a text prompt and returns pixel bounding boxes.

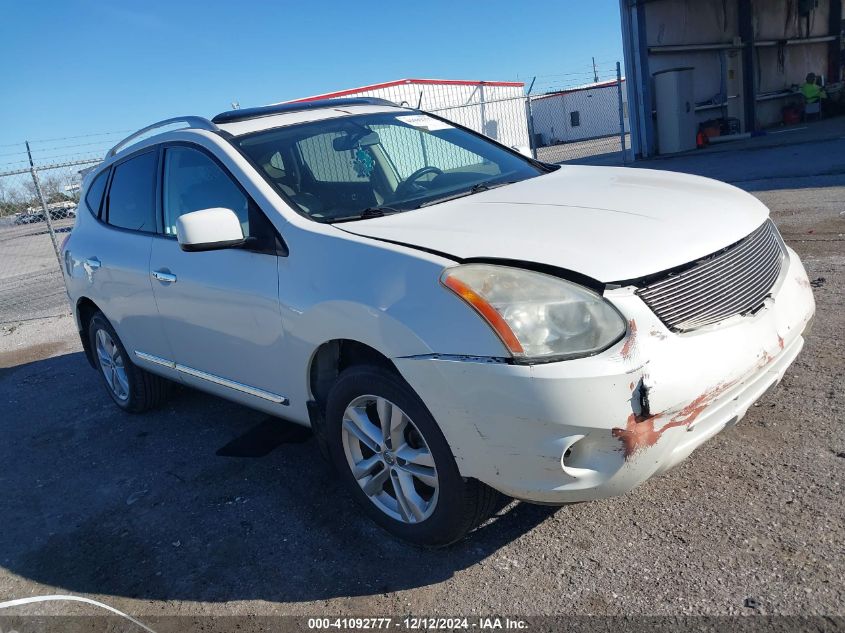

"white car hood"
[339,166,769,283]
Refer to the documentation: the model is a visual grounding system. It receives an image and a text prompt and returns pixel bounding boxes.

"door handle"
[152,270,177,283]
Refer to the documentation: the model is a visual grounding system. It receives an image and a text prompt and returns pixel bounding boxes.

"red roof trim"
[289,78,525,103]
[532,78,626,101]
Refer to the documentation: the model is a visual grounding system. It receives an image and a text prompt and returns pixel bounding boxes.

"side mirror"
[176,207,245,252]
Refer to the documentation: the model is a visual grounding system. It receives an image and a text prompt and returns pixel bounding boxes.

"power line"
[530,70,609,79]
[26,138,124,152]
[4,140,117,159]
[26,129,132,144]
[1,129,129,159]
[17,149,109,163]
[533,73,620,88]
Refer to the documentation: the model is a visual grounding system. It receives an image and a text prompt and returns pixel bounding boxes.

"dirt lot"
[536,133,630,165]
[0,137,843,624]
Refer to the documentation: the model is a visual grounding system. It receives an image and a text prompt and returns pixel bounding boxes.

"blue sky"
[0,0,623,161]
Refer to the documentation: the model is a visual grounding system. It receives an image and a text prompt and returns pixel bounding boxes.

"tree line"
[0,173,80,218]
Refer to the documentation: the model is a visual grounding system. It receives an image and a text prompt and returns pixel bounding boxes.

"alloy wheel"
[95,328,130,402]
[341,395,438,523]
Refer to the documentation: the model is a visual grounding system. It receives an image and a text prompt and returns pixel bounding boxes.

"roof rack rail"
[107,116,219,158]
[211,97,400,125]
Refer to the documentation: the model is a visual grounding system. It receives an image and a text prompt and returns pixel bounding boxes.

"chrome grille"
[637,220,785,332]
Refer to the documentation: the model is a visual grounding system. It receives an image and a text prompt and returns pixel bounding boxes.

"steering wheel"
[394,166,444,198]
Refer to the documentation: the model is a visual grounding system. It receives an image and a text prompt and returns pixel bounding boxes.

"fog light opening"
[561,435,588,476]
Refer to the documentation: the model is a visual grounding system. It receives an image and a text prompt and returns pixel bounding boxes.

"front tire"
[88,312,170,413]
[325,365,499,547]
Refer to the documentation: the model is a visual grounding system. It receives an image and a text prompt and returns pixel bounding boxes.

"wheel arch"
[75,296,102,368]
[308,338,398,406]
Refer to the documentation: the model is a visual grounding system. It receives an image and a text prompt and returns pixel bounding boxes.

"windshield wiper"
[325,206,402,224]
[417,181,517,208]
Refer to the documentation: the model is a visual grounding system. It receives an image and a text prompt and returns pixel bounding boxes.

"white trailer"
[530,79,629,146]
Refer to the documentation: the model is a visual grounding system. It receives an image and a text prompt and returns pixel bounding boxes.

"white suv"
[62,98,815,546]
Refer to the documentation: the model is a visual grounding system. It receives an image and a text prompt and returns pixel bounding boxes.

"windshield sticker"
[396,114,454,131]
[351,147,375,178]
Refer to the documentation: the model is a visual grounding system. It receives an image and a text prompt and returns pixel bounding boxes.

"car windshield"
[234,111,545,222]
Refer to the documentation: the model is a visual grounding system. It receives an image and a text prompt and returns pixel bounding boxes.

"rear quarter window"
[84,169,109,218]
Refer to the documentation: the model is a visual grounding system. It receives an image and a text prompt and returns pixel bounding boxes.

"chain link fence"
[293,80,536,156]
[0,139,109,324]
[427,95,534,155]
[299,68,629,165]
[528,62,630,165]
[0,66,628,325]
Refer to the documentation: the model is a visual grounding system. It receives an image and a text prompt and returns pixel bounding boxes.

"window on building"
[570,111,581,127]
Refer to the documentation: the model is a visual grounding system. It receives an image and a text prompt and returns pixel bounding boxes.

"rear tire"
[88,312,170,413]
[325,365,500,547]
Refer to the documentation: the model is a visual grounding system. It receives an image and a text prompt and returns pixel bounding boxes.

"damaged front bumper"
[394,246,816,504]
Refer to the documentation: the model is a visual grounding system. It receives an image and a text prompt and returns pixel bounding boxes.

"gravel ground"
[536,133,631,165]
[0,143,842,624]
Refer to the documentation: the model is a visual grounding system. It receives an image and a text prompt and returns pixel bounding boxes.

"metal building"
[620,0,844,157]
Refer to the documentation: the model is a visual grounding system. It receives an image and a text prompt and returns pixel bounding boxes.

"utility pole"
[592,57,599,83]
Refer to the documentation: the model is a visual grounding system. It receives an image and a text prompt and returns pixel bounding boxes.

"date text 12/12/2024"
[307,617,529,630]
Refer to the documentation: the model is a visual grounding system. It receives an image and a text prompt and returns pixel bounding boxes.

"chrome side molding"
[134,351,175,369]
[175,363,289,405]
[134,351,289,405]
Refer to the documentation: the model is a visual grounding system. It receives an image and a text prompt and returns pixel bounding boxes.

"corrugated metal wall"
[621,0,842,157]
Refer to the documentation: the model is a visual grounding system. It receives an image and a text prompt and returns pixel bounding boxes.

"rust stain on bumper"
[621,319,638,359]
[613,381,737,460]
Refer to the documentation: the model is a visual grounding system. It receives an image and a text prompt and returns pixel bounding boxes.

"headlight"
[441,264,626,362]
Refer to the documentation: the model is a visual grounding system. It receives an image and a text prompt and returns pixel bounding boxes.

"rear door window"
[106,151,158,232]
